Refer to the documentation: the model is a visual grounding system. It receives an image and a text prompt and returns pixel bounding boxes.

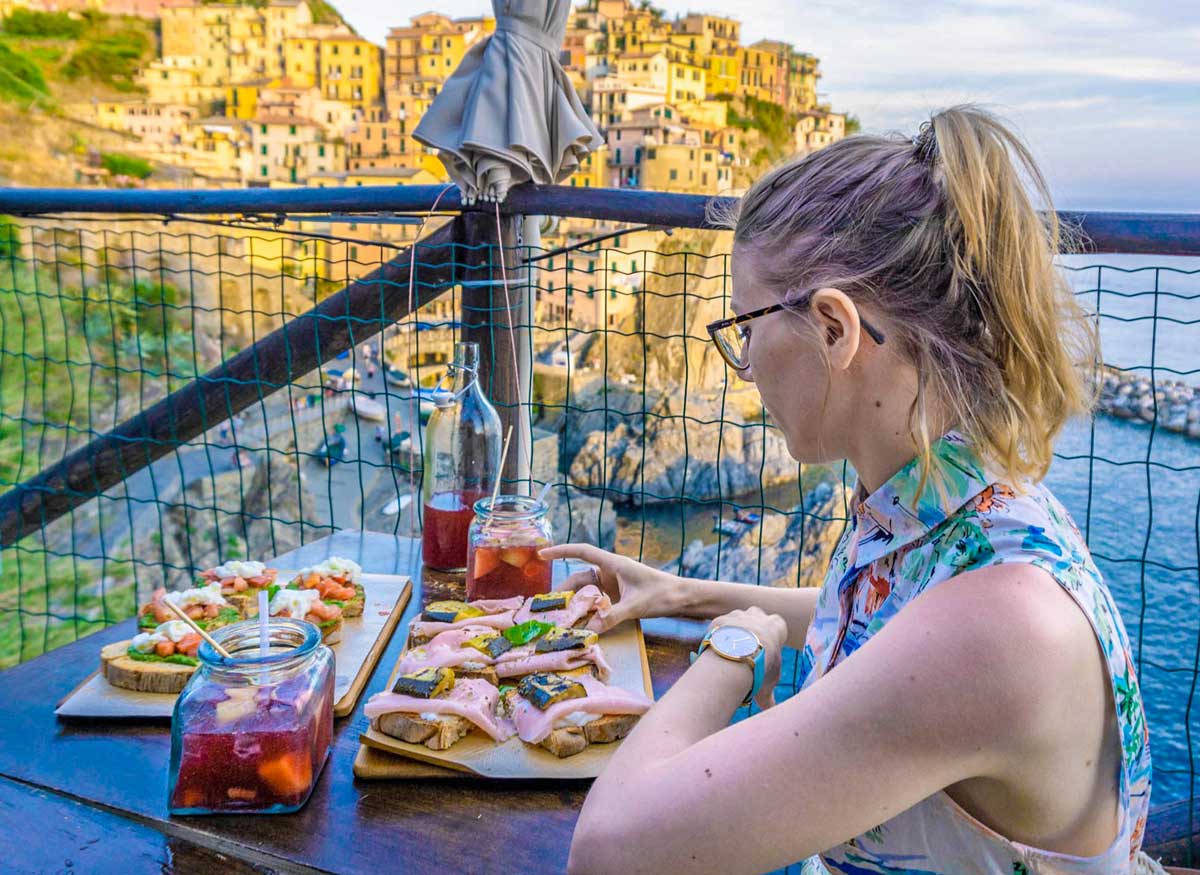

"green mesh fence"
[0,214,1197,833]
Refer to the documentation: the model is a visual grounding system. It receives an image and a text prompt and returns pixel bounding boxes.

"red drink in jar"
[168,619,334,815]
[422,489,487,572]
[466,495,554,600]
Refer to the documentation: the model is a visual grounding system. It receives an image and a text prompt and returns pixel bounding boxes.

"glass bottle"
[168,618,334,815]
[466,495,554,600]
[422,341,502,572]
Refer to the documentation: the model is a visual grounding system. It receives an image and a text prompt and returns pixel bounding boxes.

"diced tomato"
[154,640,175,657]
[203,603,220,619]
[499,547,534,568]
[247,575,269,586]
[177,633,202,657]
[231,576,248,592]
[185,605,204,620]
[470,547,501,579]
[258,752,312,797]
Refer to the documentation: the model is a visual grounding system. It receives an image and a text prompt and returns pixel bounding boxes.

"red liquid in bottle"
[466,542,553,600]
[170,678,332,813]
[422,490,487,571]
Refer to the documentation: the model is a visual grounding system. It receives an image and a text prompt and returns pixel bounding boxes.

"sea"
[614,252,1200,804]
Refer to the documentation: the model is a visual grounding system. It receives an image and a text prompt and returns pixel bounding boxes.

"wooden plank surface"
[0,776,282,875]
[0,531,699,875]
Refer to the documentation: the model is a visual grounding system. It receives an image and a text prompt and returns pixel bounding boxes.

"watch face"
[711,625,759,659]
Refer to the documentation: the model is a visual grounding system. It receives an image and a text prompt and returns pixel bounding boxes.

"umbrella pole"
[516,214,538,497]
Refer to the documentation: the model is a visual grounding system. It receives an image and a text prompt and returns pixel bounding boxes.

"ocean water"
[618,253,1200,803]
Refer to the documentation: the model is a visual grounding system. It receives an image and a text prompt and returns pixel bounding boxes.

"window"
[647,148,656,159]
[289,125,296,135]
[615,130,622,141]
[260,165,268,176]
[318,145,325,157]
[587,286,595,298]
[630,259,638,271]
[260,144,268,155]
[260,124,267,134]
[354,45,361,55]
[669,168,678,180]
[350,246,358,259]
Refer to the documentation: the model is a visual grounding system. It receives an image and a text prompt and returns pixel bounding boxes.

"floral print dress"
[797,432,1151,875]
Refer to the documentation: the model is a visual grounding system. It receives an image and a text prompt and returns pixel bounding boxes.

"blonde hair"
[718,105,1098,489]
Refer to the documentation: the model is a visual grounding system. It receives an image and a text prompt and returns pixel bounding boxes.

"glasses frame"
[705,294,887,371]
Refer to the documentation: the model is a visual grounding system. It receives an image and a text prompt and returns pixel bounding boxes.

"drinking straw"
[489,425,514,513]
[257,589,270,667]
[537,480,553,506]
[162,599,233,659]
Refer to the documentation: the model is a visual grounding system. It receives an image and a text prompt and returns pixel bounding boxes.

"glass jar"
[466,495,554,600]
[168,619,334,815]
[422,341,503,572]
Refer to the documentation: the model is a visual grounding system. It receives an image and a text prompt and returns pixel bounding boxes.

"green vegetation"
[1,9,84,39]
[727,96,801,168]
[0,547,136,669]
[0,255,198,486]
[0,41,49,105]
[62,25,151,92]
[100,151,153,180]
[845,114,862,135]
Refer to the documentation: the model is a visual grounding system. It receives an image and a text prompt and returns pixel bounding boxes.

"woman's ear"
[809,288,862,370]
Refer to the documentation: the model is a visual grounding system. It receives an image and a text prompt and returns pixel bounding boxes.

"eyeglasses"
[705,295,887,371]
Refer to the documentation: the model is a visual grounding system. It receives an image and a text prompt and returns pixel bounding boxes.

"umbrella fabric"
[413,0,603,203]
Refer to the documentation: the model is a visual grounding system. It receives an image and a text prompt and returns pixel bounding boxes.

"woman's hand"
[538,543,677,632]
[706,606,788,709]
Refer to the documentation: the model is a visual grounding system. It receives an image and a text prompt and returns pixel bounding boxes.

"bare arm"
[540,543,820,649]
[567,564,1099,875]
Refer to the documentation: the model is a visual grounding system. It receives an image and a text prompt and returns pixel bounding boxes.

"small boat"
[352,394,387,422]
[713,509,761,535]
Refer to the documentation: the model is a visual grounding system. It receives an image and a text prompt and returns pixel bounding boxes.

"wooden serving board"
[356,619,653,780]
[55,572,411,720]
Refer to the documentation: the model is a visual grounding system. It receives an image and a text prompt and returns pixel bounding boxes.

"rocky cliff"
[668,481,852,588]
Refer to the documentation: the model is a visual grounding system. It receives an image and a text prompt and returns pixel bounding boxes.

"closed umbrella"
[413,0,603,204]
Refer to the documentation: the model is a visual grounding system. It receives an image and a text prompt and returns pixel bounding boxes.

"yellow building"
[182,117,251,184]
[160,0,312,87]
[224,80,269,120]
[89,100,197,148]
[666,58,706,103]
[317,34,383,113]
[613,52,668,97]
[282,36,321,89]
[567,144,608,189]
[139,57,224,108]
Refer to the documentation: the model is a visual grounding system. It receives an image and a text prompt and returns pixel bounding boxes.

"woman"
[543,106,1154,875]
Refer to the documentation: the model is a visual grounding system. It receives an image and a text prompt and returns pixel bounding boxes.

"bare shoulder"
[822,562,1106,774]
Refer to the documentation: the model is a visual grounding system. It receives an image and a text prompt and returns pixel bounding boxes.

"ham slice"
[408,596,524,640]
[365,678,514,742]
[495,644,612,682]
[507,675,651,744]
[512,585,612,629]
[395,625,501,675]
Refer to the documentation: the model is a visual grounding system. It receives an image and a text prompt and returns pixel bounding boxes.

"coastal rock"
[1093,367,1200,437]
[667,481,852,587]
[568,390,798,506]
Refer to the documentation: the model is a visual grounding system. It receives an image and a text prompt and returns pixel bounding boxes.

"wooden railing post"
[455,212,527,492]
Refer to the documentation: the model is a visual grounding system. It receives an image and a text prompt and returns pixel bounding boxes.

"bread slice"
[100,641,196,694]
[318,616,343,646]
[539,714,640,758]
[376,711,472,750]
[583,713,639,744]
[541,726,589,758]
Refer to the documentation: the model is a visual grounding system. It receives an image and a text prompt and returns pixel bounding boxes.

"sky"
[335,0,1200,212]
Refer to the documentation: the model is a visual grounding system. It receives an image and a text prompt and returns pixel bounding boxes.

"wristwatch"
[690,625,765,707]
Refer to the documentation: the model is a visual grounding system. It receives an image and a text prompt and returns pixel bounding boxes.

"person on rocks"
[548,106,1154,875]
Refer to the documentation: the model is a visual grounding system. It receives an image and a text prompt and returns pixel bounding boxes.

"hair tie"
[913,120,939,166]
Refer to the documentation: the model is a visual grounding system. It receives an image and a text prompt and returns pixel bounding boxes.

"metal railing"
[0,184,1197,863]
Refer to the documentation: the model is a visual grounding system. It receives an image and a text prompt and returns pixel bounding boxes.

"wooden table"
[0,531,707,875]
[1,530,1194,873]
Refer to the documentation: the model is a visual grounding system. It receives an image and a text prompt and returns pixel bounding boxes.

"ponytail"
[729,104,1098,488]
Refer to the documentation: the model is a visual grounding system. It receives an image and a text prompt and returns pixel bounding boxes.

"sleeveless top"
[796,432,1152,875]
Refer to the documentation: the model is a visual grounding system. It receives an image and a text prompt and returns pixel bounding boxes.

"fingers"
[539,543,610,565]
[555,570,599,593]
[587,601,631,633]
